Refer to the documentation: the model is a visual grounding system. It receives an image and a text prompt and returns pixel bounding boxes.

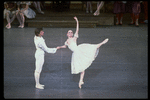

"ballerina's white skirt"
[71,43,99,74]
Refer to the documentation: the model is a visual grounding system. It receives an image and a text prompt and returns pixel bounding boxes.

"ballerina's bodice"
[65,36,100,74]
[65,38,78,52]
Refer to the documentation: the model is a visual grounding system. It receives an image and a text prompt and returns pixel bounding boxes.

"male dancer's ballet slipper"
[36,84,44,89]
[39,84,45,87]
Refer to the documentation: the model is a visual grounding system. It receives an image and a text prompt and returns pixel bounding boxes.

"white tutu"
[71,43,99,74]
[22,7,36,19]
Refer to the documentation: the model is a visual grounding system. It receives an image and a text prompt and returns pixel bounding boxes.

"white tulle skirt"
[22,8,36,19]
[71,43,99,74]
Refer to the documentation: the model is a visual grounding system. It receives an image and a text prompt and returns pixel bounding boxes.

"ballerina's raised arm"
[73,16,79,38]
[57,16,79,49]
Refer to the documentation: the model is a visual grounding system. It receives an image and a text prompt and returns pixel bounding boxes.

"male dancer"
[34,28,58,89]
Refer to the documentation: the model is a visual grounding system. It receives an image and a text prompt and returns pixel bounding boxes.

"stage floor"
[4,26,148,98]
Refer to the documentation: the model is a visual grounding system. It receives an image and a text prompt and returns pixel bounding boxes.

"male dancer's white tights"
[34,54,44,89]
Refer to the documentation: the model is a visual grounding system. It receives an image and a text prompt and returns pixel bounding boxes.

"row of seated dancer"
[4,1,148,29]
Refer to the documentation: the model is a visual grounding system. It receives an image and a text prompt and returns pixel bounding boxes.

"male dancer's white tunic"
[34,36,57,73]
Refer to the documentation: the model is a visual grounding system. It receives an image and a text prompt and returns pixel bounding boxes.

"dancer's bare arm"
[57,45,67,49]
[74,16,79,39]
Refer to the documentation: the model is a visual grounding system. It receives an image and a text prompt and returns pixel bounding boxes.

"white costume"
[65,35,99,74]
[34,35,57,73]
[34,35,57,89]
[19,1,36,19]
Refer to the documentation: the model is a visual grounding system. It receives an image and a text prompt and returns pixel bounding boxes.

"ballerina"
[57,16,109,89]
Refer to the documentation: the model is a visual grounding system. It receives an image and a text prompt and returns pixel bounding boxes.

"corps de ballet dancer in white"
[57,16,109,89]
[4,1,17,29]
[17,1,36,28]
[34,28,59,89]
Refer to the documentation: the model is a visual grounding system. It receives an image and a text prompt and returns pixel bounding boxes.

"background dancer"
[4,1,17,29]
[17,1,36,28]
[113,1,126,25]
[86,1,93,13]
[126,1,141,27]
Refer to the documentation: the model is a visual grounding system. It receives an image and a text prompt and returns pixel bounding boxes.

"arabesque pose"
[57,16,109,89]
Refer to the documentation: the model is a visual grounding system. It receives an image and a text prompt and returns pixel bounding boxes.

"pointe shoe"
[36,84,44,89]
[79,82,84,89]
[102,38,109,44]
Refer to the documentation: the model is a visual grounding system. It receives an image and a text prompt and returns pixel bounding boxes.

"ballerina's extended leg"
[97,38,109,48]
